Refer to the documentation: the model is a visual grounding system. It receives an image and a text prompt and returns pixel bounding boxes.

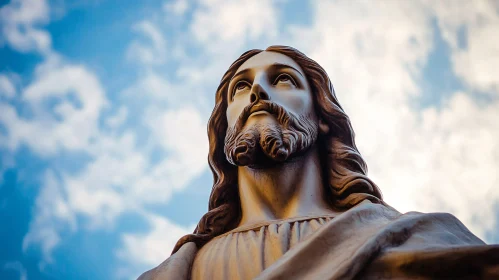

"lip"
[249,110,270,117]
[249,104,269,115]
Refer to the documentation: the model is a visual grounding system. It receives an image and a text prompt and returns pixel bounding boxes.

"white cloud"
[413,93,499,236]
[117,212,195,269]
[23,170,76,266]
[22,105,209,258]
[190,0,279,53]
[0,74,16,98]
[61,132,148,227]
[430,0,499,95]
[2,261,27,280]
[0,0,52,54]
[105,106,129,128]
[127,21,167,66]
[146,106,208,172]
[290,0,499,240]
[121,67,215,116]
[0,61,108,156]
[63,105,208,215]
[164,0,189,16]
[123,71,177,102]
[13,7,211,265]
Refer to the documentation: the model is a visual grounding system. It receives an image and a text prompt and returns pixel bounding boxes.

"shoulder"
[395,210,486,245]
[137,268,156,280]
[136,242,198,280]
[356,201,485,245]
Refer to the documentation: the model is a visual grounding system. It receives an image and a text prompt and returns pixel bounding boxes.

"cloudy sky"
[0,0,498,279]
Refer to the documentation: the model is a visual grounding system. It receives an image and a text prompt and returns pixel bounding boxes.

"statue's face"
[226,51,316,128]
[224,51,319,166]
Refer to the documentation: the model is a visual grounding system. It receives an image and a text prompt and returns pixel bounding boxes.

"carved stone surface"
[138,46,499,280]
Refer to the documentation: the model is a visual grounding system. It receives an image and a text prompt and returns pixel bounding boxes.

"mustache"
[225,100,319,166]
[233,100,292,131]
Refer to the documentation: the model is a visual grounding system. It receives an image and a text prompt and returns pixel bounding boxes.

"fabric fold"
[138,201,499,280]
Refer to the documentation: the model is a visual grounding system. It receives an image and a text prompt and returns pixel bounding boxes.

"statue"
[139,46,499,279]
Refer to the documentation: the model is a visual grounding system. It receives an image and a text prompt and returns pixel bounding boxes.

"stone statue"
[139,46,498,279]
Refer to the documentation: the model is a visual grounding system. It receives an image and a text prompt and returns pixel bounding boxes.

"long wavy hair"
[172,46,383,254]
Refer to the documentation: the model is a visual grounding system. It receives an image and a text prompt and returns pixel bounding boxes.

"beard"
[224,100,319,166]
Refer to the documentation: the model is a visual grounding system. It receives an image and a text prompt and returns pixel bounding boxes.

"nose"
[249,83,270,103]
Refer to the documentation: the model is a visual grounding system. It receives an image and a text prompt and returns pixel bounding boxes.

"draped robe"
[138,201,499,279]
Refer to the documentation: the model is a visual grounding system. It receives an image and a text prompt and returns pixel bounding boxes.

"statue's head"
[173,46,383,253]
[224,50,320,167]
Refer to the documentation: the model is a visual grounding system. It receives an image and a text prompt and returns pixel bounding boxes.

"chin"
[225,113,318,168]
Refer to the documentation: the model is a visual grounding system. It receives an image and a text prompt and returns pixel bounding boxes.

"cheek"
[226,99,246,127]
[276,89,314,116]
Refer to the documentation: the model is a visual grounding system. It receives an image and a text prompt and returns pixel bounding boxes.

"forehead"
[236,51,304,75]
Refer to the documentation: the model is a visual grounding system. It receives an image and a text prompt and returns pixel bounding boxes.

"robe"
[138,201,499,279]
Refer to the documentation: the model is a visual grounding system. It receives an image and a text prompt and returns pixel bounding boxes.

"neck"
[237,146,337,227]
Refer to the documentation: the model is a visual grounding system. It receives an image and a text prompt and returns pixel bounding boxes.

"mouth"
[248,104,271,117]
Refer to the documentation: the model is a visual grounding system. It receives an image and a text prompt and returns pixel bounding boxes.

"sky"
[0,0,498,279]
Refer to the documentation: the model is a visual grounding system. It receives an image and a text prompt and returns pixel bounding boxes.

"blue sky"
[1,0,498,279]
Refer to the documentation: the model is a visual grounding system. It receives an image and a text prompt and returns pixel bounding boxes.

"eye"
[236,82,249,90]
[232,80,251,98]
[274,73,296,86]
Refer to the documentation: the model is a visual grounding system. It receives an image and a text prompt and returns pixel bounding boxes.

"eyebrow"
[270,63,304,78]
[230,62,304,83]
